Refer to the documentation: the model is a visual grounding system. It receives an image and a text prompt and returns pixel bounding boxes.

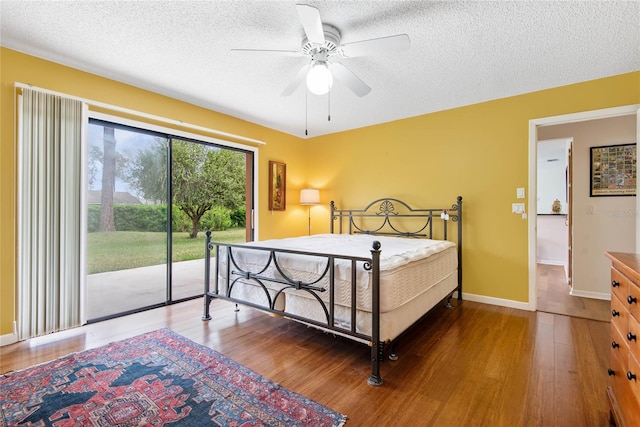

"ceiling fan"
[232,4,411,97]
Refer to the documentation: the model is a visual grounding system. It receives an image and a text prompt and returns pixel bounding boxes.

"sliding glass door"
[170,140,248,301]
[86,118,254,321]
[86,121,168,319]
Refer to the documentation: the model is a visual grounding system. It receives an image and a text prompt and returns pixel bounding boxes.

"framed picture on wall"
[268,160,286,210]
[590,143,636,197]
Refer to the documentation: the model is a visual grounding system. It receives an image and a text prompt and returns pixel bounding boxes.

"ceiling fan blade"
[339,34,410,58]
[281,64,309,96]
[329,62,371,97]
[231,49,301,57]
[296,4,325,44]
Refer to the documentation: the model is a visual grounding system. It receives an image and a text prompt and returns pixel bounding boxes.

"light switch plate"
[517,188,525,199]
[512,203,525,214]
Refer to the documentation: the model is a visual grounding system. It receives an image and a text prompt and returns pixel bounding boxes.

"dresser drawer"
[629,354,640,409]
[611,344,640,427]
[612,293,629,338]
[612,267,630,304]
[611,333,630,398]
[629,281,640,321]
[629,315,640,363]
[612,323,630,366]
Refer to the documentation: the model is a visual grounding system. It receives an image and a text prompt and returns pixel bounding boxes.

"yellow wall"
[305,71,640,303]
[0,48,310,336]
[1,46,639,337]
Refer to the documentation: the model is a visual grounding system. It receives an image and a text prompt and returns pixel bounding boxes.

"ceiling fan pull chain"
[305,86,309,136]
[328,90,331,122]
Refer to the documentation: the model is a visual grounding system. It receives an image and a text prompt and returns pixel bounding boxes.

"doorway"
[535,138,583,316]
[536,138,571,274]
[528,104,640,314]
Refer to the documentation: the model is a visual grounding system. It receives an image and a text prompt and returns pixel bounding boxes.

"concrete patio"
[87,258,205,319]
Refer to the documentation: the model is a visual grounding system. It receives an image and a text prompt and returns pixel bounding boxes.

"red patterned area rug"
[0,328,347,426]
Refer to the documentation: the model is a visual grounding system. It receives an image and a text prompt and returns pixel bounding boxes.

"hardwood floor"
[1,297,612,426]
[537,263,610,322]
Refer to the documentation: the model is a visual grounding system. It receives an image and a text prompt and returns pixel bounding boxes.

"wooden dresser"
[606,252,640,426]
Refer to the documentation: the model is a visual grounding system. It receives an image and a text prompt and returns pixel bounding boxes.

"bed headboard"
[330,196,462,241]
[330,196,463,299]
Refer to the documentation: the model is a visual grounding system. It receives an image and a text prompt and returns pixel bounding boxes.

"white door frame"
[527,104,640,311]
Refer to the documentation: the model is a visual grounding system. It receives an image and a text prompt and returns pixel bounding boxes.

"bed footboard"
[202,232,385,385]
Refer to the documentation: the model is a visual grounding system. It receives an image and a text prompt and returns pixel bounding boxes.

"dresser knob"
[612,309,620,317]
[612,280,620,288]
[628,332,637,342]
[612,341,620,349]
[629,295,638,304]
[628,372,637,381]
[608,368,615,376]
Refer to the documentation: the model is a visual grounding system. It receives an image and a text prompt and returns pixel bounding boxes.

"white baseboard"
[537,259,566,266]
[461,292,533,311]
[0,332,18,346]
[569,288,611,301]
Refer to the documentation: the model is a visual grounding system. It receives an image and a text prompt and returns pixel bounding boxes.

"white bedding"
[214,234,457,327]
[249,234,456,271]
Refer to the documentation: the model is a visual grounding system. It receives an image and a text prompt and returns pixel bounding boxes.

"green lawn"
[87,228,246,274]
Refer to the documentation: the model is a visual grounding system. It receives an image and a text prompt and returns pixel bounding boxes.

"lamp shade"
[306,62,333,95]
[300,188,320,205]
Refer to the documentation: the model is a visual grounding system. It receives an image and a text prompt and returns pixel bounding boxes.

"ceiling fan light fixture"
[306,61,333,95]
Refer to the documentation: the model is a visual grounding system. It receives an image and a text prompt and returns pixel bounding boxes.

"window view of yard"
[87,120,250,320]
[87,229,246,274]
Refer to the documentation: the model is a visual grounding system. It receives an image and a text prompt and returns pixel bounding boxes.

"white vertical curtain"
[18,88,84,340]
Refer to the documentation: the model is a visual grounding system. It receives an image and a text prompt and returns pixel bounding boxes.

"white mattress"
[214,245,286,310]
[213,234,458,338]
[285,272,458,342]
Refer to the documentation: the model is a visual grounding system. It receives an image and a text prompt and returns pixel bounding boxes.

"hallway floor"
[536,263,610,322]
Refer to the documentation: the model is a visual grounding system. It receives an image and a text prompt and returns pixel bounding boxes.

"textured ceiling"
[1,1,639,138]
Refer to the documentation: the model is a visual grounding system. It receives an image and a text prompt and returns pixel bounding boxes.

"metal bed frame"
[202,196,462,386]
